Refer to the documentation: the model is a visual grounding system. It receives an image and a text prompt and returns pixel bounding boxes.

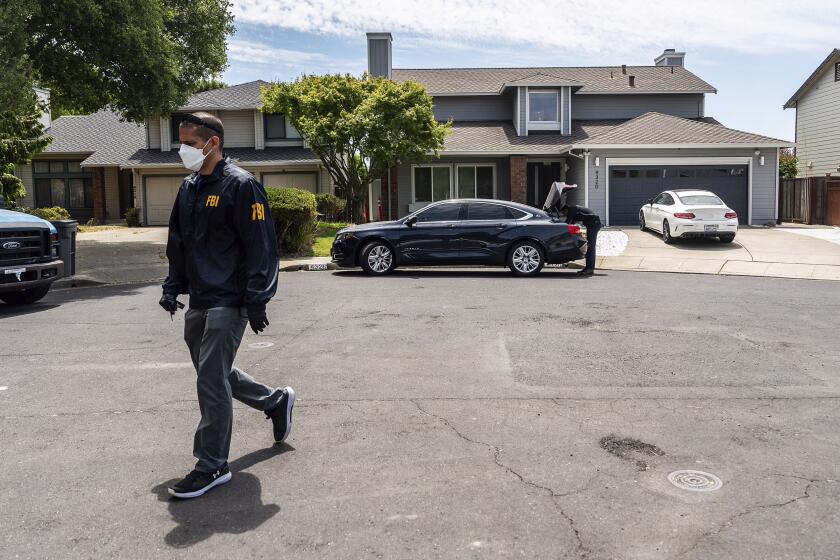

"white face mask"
[178,139,212,172]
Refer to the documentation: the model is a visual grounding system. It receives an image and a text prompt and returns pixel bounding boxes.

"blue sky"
[223,1,840,141]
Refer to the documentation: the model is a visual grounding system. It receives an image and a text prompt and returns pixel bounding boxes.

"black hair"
[178,111,224,148]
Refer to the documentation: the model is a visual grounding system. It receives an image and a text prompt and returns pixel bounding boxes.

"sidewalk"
[596,227,840,281]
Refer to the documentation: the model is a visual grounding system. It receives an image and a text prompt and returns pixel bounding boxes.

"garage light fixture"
[594,156,600,167]
[754,149,761,156]
[759,156,765,166]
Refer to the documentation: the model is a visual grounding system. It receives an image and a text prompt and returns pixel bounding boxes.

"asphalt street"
[1,269,839,559]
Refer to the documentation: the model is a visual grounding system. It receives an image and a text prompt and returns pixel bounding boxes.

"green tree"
[2,0,235,123]
[262,74,451,222]
[195,77,229,93]
[779,148,798,180]
[0,89,51,207]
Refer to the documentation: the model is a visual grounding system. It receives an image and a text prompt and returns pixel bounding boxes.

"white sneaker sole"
[168,471,232,499]
[280,387,295,442]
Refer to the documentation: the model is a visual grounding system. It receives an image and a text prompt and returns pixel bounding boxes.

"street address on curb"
[307,263,329,271]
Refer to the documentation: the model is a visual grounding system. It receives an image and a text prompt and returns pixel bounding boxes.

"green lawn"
[313,221,351,257]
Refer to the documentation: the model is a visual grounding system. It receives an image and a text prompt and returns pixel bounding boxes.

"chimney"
[629,75,635,88]
[654,48,685,67]
[366,32,393,79]
[621,64,627,75]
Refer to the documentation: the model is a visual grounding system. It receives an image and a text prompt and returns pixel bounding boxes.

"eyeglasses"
[176,113,223,135]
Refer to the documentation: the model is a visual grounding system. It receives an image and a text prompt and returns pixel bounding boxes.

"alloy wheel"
[512,245,541,273]
[367,245,393,273]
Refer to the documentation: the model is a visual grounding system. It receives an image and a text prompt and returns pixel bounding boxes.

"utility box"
[51,220,78,277]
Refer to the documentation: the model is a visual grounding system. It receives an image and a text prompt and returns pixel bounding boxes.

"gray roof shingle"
[442,120,627,153]
[180,80,269,110]
[574,112,792,146]
[123,147,320,167]
[41,110,146,166]
[393,66,716,95]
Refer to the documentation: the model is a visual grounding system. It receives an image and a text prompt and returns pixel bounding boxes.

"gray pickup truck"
[0,209,64,305]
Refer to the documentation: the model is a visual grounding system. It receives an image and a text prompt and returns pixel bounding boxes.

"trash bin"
[51,219,77,277]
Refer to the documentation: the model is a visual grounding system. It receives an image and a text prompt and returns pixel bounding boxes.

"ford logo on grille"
[2,241,22,250]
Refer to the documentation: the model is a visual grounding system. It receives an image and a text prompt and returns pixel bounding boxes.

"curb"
[280,262,339,272]
[52,275,108,289]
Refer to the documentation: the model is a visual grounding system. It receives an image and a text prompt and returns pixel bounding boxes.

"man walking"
[160,112,295,499]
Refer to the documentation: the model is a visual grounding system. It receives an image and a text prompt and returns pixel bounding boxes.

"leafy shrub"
[21,206,71,221]
[265,187,318,255]
[316,193,346,222]
[124,208,140,227]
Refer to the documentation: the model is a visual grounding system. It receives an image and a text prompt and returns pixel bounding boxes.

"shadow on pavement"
[639,228,745,252]
[331,269,601,280]
[152,443,293,548]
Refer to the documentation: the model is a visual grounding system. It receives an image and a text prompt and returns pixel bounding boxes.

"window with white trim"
[413,165,451,203]
[456,165,495,198]
[528,91,559,122]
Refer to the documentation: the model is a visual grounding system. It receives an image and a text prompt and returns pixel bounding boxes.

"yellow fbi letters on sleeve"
[205,195,220,208]
[251,203,265,221]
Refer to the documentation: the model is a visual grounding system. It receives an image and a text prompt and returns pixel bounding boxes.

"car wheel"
[508,241,545,276]
[0,285,51,305]
[639,211,646,231]
[662,220,676,244]
[359,241,395,275]
[719,234,736,243]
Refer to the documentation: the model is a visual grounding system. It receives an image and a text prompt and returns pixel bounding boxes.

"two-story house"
[368,33,792,226]
[784,49,840,179]
[15,82,332,225]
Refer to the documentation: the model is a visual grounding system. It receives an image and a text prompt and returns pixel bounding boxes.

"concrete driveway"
[599,226,840,280]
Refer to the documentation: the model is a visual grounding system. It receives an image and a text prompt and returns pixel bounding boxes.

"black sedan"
[330,199,587,276]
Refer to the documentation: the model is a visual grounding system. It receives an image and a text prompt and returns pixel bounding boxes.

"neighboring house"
[784,49,840,178]
[368,33,792,225]
[15,110,144,223]
[16,81,332,225]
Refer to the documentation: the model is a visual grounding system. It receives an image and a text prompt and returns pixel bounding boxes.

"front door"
[527,162,564,208]
[395,202,464,264]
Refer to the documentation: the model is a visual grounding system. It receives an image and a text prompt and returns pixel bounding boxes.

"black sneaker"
[577,268,595,276]
[265,387,295,442]
[168,464,232,499]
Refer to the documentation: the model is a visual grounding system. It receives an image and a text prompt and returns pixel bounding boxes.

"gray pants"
[184,307,283,472]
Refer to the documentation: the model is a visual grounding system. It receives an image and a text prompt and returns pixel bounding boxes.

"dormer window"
[527,90,560,130]
[264,113,286,140]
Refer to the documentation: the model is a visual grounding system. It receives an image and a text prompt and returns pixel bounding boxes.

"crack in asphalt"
[411,399,594,559]
[5,396,840,421]
[677,475,832,558]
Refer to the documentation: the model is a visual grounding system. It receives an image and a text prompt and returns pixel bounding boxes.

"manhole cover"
[247,341,274,349]
[668,470,723,492]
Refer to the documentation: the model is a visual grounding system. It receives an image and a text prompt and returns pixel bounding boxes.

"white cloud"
[231,0,840,58]
[227,39,329,65]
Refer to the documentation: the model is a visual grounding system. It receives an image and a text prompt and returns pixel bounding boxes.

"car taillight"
[568,224,581,235]
[725,212,737,219]
[673,212,695,219]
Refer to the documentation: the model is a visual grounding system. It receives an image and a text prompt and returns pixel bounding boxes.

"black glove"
[159,293,183,314]
[247,304,269,334]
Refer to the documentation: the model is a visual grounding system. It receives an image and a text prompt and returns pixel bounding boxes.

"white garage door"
[261,172,318,193]
[145,176,183,226]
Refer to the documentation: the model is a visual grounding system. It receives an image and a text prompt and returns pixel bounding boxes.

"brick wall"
[510,156,527,203]
[92,167,106,223]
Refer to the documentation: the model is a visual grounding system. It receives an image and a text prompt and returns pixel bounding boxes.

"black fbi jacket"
[163,157,279,309]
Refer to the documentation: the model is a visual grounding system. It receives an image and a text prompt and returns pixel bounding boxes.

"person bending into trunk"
[159,112,295,499]
[545,182,602,276]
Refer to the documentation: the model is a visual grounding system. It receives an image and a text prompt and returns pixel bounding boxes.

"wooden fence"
[779,175,840,225]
